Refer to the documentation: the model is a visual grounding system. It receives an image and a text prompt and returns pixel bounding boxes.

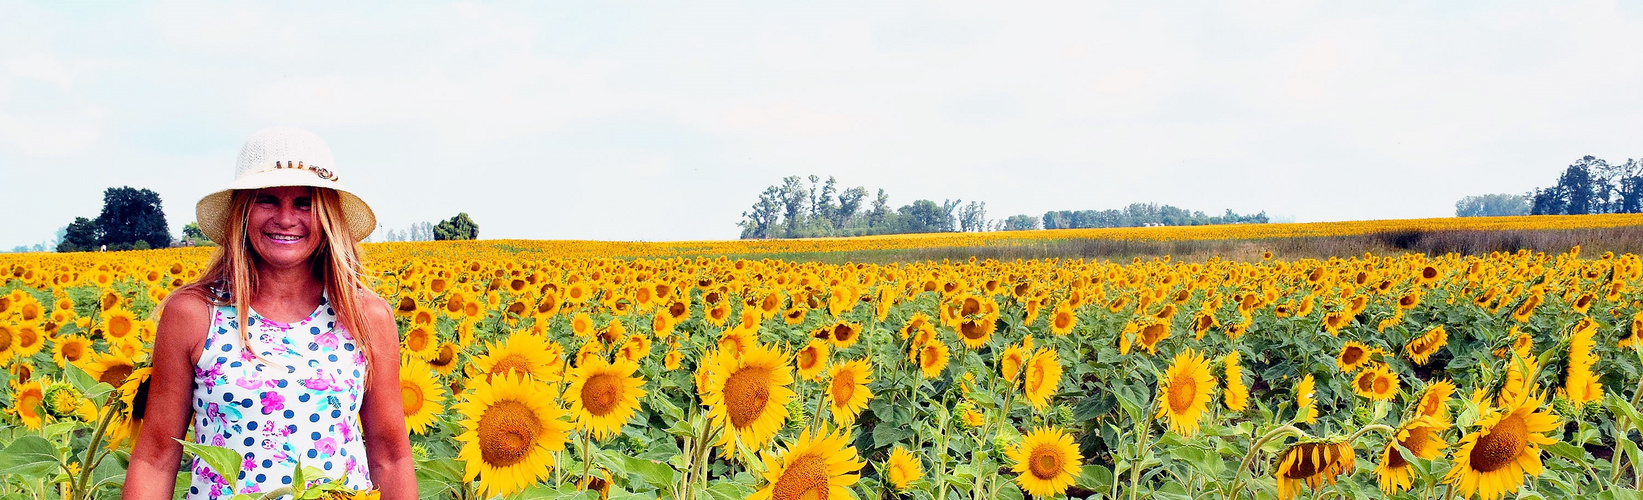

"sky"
[2,1,1641,250]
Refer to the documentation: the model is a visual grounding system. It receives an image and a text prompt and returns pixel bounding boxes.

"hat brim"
[196,169,376,245]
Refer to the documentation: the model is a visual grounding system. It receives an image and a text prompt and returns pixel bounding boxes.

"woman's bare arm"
[359,294,415,499]
[123,292,210,500]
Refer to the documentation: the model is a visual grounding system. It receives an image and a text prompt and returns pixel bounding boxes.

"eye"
[294,197,312,209]
[254,195,278,206]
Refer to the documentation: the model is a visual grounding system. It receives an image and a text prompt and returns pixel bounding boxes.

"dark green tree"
[738,187,783,239]
[58,217,100,252]
[897,200,948,233]
[95,186,170,249]
[1001,214,1038,231]
[434,213,480,240]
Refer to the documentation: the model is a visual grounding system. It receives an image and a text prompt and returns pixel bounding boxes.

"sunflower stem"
[1225,424,1303,500]
[1128,398,1156,500]
[810,377,830,431]
[72,400,120,500]
[1344,423,1394,444]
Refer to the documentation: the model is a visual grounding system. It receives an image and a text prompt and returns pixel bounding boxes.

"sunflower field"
[1,236,1642,500]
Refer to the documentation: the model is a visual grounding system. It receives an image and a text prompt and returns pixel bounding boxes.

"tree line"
[1454,155,1642,217]
[737,175,1267,239]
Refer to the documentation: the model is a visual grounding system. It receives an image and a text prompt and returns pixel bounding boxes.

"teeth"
[269,234,301,241]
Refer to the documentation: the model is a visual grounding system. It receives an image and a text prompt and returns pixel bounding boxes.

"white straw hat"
[195,127,376,244]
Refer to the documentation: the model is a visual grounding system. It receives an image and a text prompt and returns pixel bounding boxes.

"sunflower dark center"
[1168,374,1197,413]
[401,380,424,414]
[581,373,622,416]
[770,452,829,500]
[960,320,987,340]
[723,367,772,428]
[1341,346,1364,365]
[830,372,855,404]
[489,354,531,378]
[98,364,133,387]
[0,327,12,351]
[1055,313,1073,330]
[477,400,541,467]
[108,316,133,338]
[407,329,430,352]
[1029,445,1063,480]
[1282,444,1323,479]
[1470,414,1528,472]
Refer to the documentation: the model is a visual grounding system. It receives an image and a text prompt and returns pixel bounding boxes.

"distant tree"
[1455,194,1531,217]
[95,186,170,249]
[958,201,988,232]
[183,222,205,241]
[434,213,479,240]
[1001,214,1038,231]
[835,186,867,229]
[867,189,890,229]
[58,217,100,252]
[779,176,807,235]
[940,199,962,232]
[738,186,784,239]
[898,200,948,233]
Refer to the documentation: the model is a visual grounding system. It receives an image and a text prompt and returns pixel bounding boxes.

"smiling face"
[245,186,324,269]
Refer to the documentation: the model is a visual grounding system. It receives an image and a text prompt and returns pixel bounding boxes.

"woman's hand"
[359,293,416,500]
[123,292,211,500]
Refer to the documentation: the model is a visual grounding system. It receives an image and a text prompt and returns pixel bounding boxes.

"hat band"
[262,160,340,182]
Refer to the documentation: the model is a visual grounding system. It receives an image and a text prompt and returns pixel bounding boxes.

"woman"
[125,128,414,499]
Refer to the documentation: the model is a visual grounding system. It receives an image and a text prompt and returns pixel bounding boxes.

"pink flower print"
[210,434,226,447]
[260,392,285,415]
[235,374,264,390]
[242,455,256,471]
[240,349,256,361]
[316,331,340,349]
[335,422,354,442]
[315,437,338,457]
[303,372,339,392]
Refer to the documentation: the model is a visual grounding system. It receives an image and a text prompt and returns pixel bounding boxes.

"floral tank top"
[189,294,372,499]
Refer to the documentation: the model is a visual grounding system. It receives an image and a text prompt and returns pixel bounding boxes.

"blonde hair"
[164,187,379,382]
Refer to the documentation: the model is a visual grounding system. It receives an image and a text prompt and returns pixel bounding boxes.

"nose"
[275,200,304,228]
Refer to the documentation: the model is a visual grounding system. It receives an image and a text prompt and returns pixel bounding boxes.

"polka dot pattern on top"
[188,294,371,499]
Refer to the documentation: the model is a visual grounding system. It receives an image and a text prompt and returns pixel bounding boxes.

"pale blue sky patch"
[1,0,1640,249]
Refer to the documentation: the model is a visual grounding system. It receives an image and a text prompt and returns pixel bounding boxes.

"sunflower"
[429,342,461,376]
[1135,320,1170,355]
[84,350,137,389]
[826,358,873,426]
[1376,415,1447,494]
[1322,310,1351,335]
[1274,440,1354,500]
[1499,354,1540,406]
[747,426,864,500]
[828,322,861,350]
[1006,426,1083,498]
[618,334,651,363]
[0,323,16,364]
[577,469,613,500]
[1022,348,1062,411]
[564,356,647,440]
[1295,375,1319,424]
[961,405,985,427]
[400,358,446,435]
[53,335,92,370]
[650,313,675,339]
[1048,303,1076,336]
[1511,293,1542,323]
[9,378,44,430]
[1416,380,1457,424]
[700,342,795,455]
[955,315,997,350]
[1405,325,1447,365]
[1366,364,1399,401]
[454,373,572,498]
[570,313,595,338]
[664,350,682,370]
[403,324,438,360]
[472,333,561,383]
[999,344,1027,386]
[795,341,829,382]
[1444,389,1560,500]
[1561,318,1602,405]
[1336,341,1371,373]
[1223,351,1248,412]
[917,340,950,380]
[884,446,923,491]
[101,308,138,344]
[1155,349,1215,436]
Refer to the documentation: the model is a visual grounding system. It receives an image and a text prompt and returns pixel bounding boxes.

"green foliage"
[738,175,961,239]
[1531,156,1643,215]
[434,213,480,240]
[94,186,170,249]
[57,217,100,252]
[1042,204,1267,229]
[1456,193,1532,217]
